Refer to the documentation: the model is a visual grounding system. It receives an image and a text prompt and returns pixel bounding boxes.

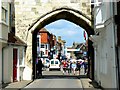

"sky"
[45,19,87,47]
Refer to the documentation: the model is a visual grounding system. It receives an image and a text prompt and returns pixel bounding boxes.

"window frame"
[51,61,54,64]
[41,44,44,48]
[2,7,8,23]
[55,61,58,64]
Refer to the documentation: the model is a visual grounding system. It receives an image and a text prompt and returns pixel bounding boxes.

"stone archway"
[29,7,93,34]
[29,7,94,79]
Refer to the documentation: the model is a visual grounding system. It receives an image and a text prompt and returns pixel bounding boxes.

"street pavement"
[1,68,102,89]
[1,80,33,89]
[25,78,83,88]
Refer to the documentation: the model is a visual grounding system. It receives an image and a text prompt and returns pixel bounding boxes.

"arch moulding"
[28,7,94,35]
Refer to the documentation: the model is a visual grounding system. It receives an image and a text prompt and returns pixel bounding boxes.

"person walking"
[36,58,44,78]
[77,61,81,75]
[72,61,77,75]
[67,60,71,75]
[62,60,68,75]
[83,59,88,75]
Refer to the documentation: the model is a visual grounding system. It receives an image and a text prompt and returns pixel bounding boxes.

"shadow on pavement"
[1,82,10,88]
[36,74,88,79]
[89,80,103,89]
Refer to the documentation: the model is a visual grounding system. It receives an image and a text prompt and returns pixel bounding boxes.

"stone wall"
[14,0,92,68]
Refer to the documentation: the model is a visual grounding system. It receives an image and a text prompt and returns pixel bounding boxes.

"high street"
[24,69,85,88]
[3,70,99,89]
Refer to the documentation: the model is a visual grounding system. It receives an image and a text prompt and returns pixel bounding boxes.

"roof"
[8,33,27,46]
[38,28,49,33]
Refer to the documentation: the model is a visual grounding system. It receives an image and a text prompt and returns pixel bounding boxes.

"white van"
[49,59,60,71]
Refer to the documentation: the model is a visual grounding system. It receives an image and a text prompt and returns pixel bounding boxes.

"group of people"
[36,57,88,78]
[60,59,88,75]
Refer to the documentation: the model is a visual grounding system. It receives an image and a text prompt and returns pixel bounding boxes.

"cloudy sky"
[45,19,87,47]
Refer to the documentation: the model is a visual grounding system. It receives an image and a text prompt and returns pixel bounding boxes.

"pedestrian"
[62,60,68,75]
[36,57,44,78]
[67,60,71,75]
[83,59,88,75]
[71,61,77,75]
[70,61,72,74]
[76,61,81,75]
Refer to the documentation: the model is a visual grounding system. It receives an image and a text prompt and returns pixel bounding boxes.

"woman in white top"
[71,61,77,75]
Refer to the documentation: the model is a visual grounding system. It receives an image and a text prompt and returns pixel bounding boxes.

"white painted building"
[0,1,28,84]
[3,45,26,83]
[40,44,49,57]
[37,35,50,58]
[0,1,9,85]
[66,48,79,59]
[92,0,118,88]
[37,34,41,56]
[0,43,2,86]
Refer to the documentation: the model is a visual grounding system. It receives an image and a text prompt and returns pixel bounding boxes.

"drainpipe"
[113,2,119,89]
[115,47,120,89]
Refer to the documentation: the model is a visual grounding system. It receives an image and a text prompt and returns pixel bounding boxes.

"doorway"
[13,48,18,82]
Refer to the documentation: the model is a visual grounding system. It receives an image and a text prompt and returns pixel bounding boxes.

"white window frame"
[2,7,8,24]
[91,0,102,6]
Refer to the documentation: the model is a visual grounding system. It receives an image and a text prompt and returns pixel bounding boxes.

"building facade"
[0,1,28,84]
[3,32,27,82]
[37,28,51,58]
[0,1,10,84]
[49,34,57,59]
[37,28,57,59]
[56,36,66,60]
[92,0,119,88]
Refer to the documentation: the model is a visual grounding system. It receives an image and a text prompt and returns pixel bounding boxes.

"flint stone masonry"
[14,0,92,68]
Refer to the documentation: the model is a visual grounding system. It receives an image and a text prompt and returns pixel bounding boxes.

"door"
[13,48,18,82]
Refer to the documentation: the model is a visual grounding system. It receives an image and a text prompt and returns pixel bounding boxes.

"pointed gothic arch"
[29,7,94,80]
[29,7,94,35]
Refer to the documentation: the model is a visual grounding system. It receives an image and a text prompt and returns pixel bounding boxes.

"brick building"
[37,28,56,59]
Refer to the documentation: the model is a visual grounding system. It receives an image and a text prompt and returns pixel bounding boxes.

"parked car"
[49,59,60,71]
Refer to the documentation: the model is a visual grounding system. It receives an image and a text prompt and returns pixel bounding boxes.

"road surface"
[25,77,83,88]
[25,70,84,88]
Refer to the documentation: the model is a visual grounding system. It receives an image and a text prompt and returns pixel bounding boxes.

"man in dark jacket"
[37,58,44,78]
[77,61,81,75]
